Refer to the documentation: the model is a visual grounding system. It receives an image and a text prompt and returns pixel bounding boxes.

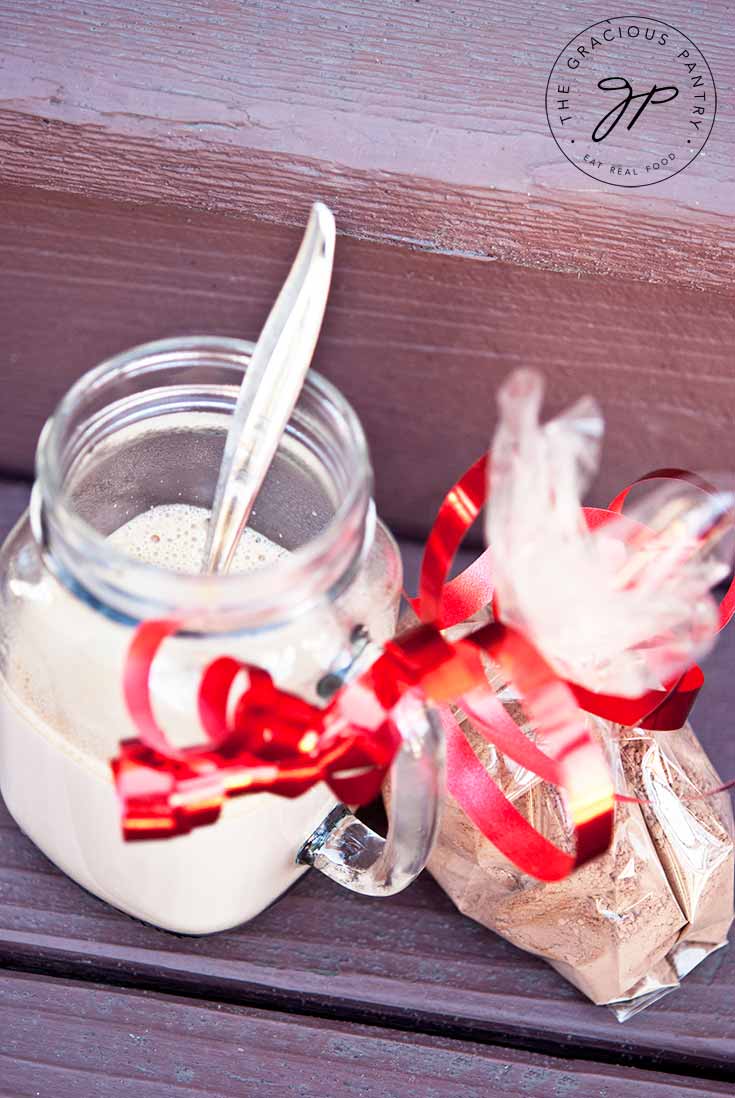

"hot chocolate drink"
[0,503,398,932]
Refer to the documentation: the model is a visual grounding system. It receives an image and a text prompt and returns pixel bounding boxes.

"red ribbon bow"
[111,460,734,882]
[113,620,398,840]
[112,614,488,841]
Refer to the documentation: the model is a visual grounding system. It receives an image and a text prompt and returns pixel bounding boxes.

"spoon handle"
[204,203,336,574]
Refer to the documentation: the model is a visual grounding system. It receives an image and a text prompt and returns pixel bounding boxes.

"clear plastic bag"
[429,686,734,1017]
[425,369,734,1017]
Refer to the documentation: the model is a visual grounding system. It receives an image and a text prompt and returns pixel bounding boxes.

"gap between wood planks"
[0,948,732,1086]
[4,968,730,1098]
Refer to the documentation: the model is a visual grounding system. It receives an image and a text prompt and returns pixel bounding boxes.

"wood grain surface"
[0,1,733,289]
[2,186,734,541]
[3,785,734,1080]
[0,481,30,539]
[4,971,731,1098]
[1,478,734,1083]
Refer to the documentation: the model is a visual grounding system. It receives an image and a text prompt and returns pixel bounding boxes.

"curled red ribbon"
[113,616,482,841]
[414,461,734,731]
[410,461,735,876]
[113,623,400,840]
[111,459,732,883]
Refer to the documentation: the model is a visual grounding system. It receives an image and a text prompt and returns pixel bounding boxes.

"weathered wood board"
[1,188,734,541]
[4,971,731,1098]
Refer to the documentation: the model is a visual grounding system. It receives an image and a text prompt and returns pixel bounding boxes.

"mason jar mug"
[0,337,443,934]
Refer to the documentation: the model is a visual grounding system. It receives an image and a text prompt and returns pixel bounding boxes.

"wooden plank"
[3,792,735,1079]
[0,1,733,290]
[0,481,29,541]
[2,187,735,539]
[0,970,731,1097]
[1,476,735,1076]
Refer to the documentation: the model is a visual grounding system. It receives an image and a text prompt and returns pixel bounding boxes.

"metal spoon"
[204,202,336,574]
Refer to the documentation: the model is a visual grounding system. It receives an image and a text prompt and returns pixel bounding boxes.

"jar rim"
[35,336,373,627]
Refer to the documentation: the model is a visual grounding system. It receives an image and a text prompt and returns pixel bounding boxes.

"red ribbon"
[413,461,734,732]
[114,620,400,839]
[112,616,486,841]
[111,459,732,884]
[407,461,734,878]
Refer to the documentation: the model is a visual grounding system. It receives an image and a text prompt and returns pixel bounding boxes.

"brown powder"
[394,606,734,1013]
[428,710,687,1007]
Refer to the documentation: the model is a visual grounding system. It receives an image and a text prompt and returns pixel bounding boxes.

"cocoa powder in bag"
[426,688,687,1008]
[418,369,735,1012]
[427,686,734,1012]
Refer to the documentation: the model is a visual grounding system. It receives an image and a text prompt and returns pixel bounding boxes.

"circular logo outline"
[545,15,717,187]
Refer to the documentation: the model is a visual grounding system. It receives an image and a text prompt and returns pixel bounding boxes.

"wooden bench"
[1,2,734,1093]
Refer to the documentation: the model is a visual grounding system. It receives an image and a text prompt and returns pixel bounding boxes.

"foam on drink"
[108,504,288,575]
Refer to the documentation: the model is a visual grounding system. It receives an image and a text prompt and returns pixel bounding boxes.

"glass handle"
[297,691,444,896]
